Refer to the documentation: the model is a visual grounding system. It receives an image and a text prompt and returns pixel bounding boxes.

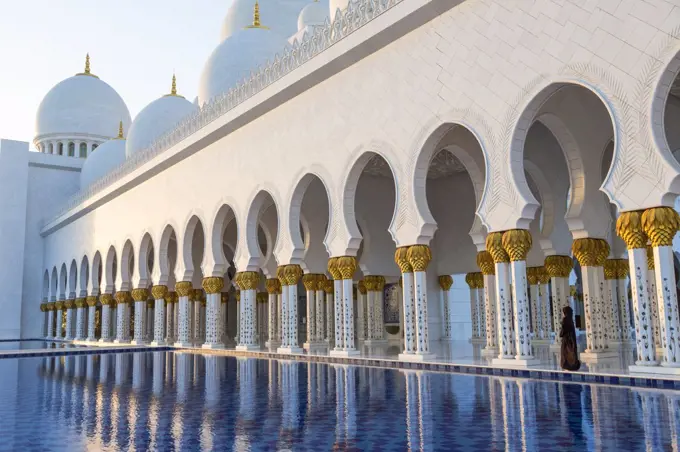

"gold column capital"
[115,291,131,304]
[475,272,485,288]
[394,247,413,273]
[54,301,64,310]
[86,296,98,307]
[615,259,629,279]
[257,292,268,304]
[642,206,680,247]
[193,289,205,302]
[265,278,281,294]
[64,299,75,309]
[476,250,495,275]
[164,291,177,304]
[323,279,333,294]
[146,300,155,309]
[357,280,367,294]
[131,288,149,302]
[221,292,229,303]
[284,265,303,285]
[536,267,550,285]
[100,294,113,306]
[40,303,46,312]
[526,267,539,285]
[202,277,224,294]
[175,281,193,297]
[465,273,476,289]
[75,298,86,308]
[151,285,168,300]
[544,255,573,278]
[407,245,431,272]
[501,229,532,261]
[276,266,287,286]
[302,273,318,291]
[486,232,509,263]
[616,210,647,249]
[603,259,618,280]
[572,238,608,267]
[336,257,357,279]
[646,246,655,270]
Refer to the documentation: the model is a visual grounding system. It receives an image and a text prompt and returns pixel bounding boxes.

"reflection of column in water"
[268,360,278,407]
[115,353,129,386]
[638,390,664,452]
[165,352,174,384]
[279,361,300,449]
[238,358,256,421]
[176,354,192,403]
[488,378,502,448]
[204,355,220,410]
[152,352,165,396]
[171,403,184,451]
[100,354,110,382]
[133,352,145,390]
[417,372,432,450]
[404,372,419,451]
[668,394,680,452]
[334,365,346,449]
[307,363,317,411]
[500,379,520,452]
[517,381,536,452]
[345,366,357,446]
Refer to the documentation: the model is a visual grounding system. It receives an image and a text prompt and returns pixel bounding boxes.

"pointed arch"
[50,267,58,301]
[42,270,50,301]
[137,233,154,288]
[79,255,89,297]
[91,251,102,296]
[289,173,332,258]
[157,224,178,286]
[245,190,279,270]
[103,245,117,294]
[120,240,135,291]
[180,215,205,282]
[59,263,67,300]
[210,204,238,277]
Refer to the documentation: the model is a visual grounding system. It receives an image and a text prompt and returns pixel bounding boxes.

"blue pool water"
[0,352,677,451]
[0,340,81,351]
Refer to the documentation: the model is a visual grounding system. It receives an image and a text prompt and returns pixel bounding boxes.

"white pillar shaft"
[87,306,96,341]
[280,286,289,347]
[75,308,86,340]
[363,292,371,340]
[616,278,633,341]
[100,305,111,342]
[483,274,498,352]
[333,280,344,350]
[193,301,202,343]
[46,310,55,339]
[402,272,415,354]
[550,277,569,347]
[495,263,513,359]
[55,309,64,338]
[176,296,191,345]
[315,289,325,342]
[413,271,429,354]
[116,304,130,343]
[582,265,605,352]
[240,289,257,346]
[268,293,278,344]
[529,284,540,338]
[342,278,355,350]
[221,301,228,343]
[628,248,657,364]
[647,268,663,349]
[606,279,621,342]
[477,287,486,339]
[326,294,334,344]
[510,260,532,358]
[375,289,384,340]
[539,283,551,339]
[65,309,74,340]
[204,293,223,347]
[470,288,480,339]
[133,301,147,343]
[165,303,174,343]
[288,284,299,348]
[306,289,316,343]
[653,245,680,366]
[153,299,165,344]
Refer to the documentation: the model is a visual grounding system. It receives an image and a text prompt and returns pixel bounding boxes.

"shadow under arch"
[288,172,332,260]
[244,190,279,270]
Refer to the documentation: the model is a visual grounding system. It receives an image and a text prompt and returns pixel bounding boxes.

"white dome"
[298,1,328,30]
[220,0,311,40]
[35,74,131,140]
[199,28,288,105]
[126,95,198,158]
[80,138,126,189]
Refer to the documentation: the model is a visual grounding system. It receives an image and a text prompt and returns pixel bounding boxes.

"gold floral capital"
[358,280,367,294]
[65,299,76,309]
[526,267,539,286]
[501,229,532,261]
[47,302,55,311]
[54,301,64,310]
[151,285,168,300]
[323,279,333,294]
[603,260,618,280]
[394,247,413,273]
[221,292,229,303]
[646,246,655,270]
[486,232,509,263]
[407,245,431,272]
[474,272,484,288]
[476,251,495,275]
[40,303,46,312]
[544,255,573,278]
[439,275,453,291]
[276,266,288,286]
[302,273,318,291]
[132,288,149,302]
[465,273,477,289]
[616,210,647,250]
[257,292,268,304]
[193,289,205,302]
[175,281,193,297]
[75,298,86,308]
[202,277,224,294]
[536,267,550,285]
[147,300,155,309]
[100,294,113,306]
[265,278,281,294]
[572,238,608,267]
[284,265,303,286]
[115,291,131,304]
[642,207,680,248]
[336,257,357,280]
[615,259,629,279]
[86,296,97,307]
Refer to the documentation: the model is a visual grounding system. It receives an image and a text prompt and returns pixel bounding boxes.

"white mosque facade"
[2,0,680,374]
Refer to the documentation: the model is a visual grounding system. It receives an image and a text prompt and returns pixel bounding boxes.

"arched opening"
[57,143,63,156]
[91,251,103,295]
[59,263,67,300]
[245,191,279,274]
[68,142,75,157]
[290,174,331,274]
[42,270,50,301]
[79,143,87,158]
[50,267,58,301]
[138,233,155,288]
[158,225,178,288]
[104,246,118,293]
[92,143,98,152]
[120,240,135,292]
[79,256,89,298]
[68,260,77,299]
[211,205,238,279]
[181,216,205,287]
[662,56,680,163]
[48,143,53,154]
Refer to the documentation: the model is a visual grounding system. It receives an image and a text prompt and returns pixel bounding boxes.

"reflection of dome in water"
[80,123,127,189]
[35,55,131,141]
[126,76,198,158]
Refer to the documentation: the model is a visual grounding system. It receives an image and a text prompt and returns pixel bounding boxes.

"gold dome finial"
[76,53,99,78]
[116,121,124,139]
[245,0,269,29]
[164,73,185,98]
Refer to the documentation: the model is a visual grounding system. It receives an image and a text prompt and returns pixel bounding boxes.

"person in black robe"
[560,306,581,371]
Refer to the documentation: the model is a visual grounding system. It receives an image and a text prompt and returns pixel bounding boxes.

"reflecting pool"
[0,340,81,351]
[0,352,678,451]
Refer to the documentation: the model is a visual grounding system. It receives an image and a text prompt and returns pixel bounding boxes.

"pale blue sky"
[0,0,231,145]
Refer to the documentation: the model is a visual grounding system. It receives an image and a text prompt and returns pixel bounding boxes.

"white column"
[325,286,334,345]
[407,246,433,360]
[342,278,355,350]
[113,292,132,344]
[395,248,415,357]
[604,260,622,344]
[266,289,279,347]
[372,276,386,342]
[65,301,74,340]
[85,297,97,341]
[74,300,85,340]
[527,269,540,341]
[278,274,290,350]
[510,259,533,359]
[287,270,302,353]
[99,295,112,342]
[545,255,573,350]
[202,277,225,350]
[165,295,175,344]
[131,289,149,345]
[615,260,634,342]
[357,282,367,341]
[315,286,325,343]
[477,284,486,341]
[303,273,318,349]
[330,257,359,357]
[626,247,657,364]
[467,273,481,341]
[174,283,193,347]
[487,234,514,361]
[221,292,228,344]
[333,278,344,350]
[538,274,551,341]
[193,292,202,345]
[478,252,498,356]
[46,304,55,339]
[647,252,663,351]
[645,208,680,368]
[151,286,168,346]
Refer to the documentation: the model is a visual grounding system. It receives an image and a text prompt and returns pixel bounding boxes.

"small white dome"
[35,73,131,140]
[80,138,126,189]
[126,94,198,158]
[221,0,311,41]
[297,1,328,30]
[199,27,287,105]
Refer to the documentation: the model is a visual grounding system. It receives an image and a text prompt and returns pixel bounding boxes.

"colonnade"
[37,139,101,157]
